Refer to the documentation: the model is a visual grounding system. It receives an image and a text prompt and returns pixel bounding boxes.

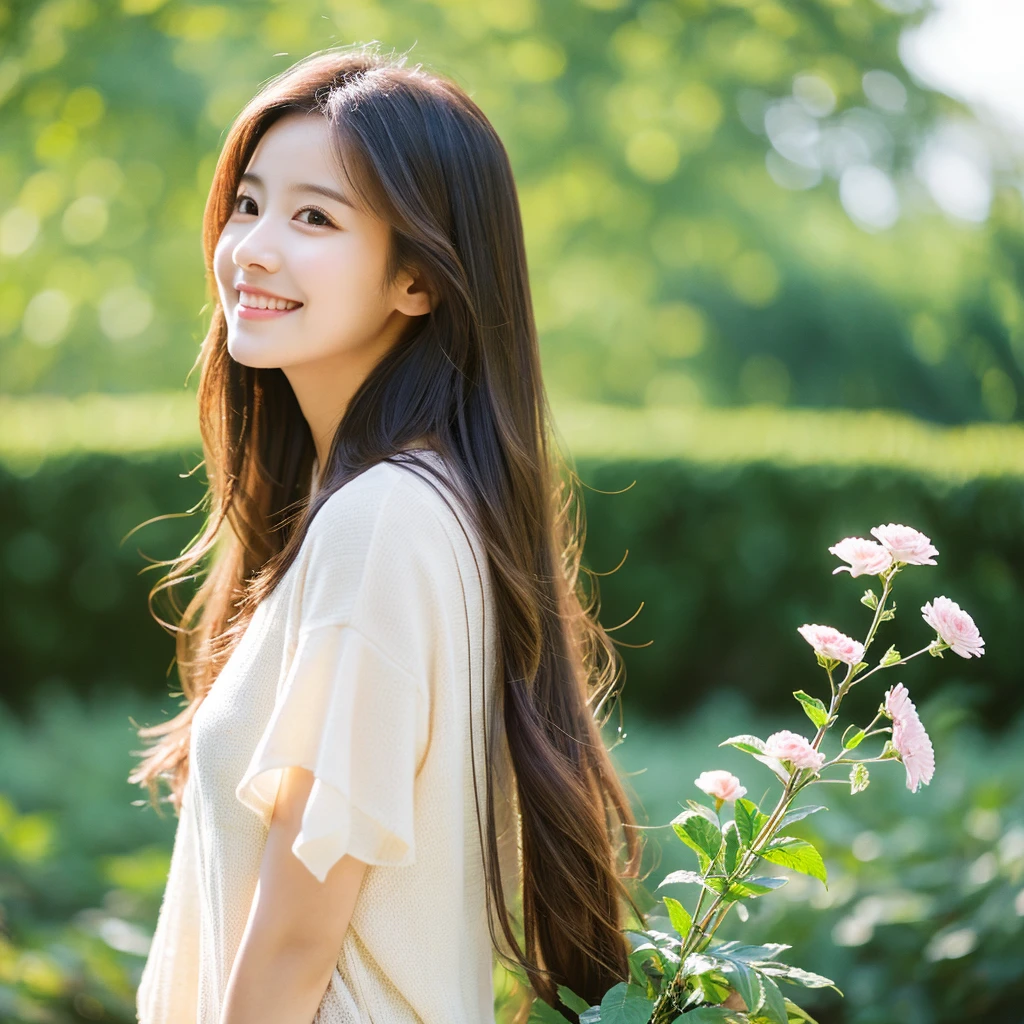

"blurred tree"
[1,0,1022,424]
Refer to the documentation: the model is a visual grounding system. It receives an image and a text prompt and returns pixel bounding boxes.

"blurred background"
[2,0,1023,1020]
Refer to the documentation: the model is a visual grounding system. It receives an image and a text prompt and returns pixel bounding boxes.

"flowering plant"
[531,523,986,1024]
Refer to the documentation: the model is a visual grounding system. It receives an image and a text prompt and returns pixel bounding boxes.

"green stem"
[844,642,935,690]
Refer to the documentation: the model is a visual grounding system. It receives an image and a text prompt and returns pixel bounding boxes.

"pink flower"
[797,624,866,666]
[869,523,939,566]
[765,730,826,772]
[695,770,747,803]
[884,683,935,792]
[828,537,893,578]
[921,595,985,659]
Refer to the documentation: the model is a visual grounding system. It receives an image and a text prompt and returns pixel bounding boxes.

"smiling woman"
[213,113,434,467]
[129,41,643,1024]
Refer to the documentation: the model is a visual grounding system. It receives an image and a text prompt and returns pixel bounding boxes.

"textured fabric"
[136,451,521,1024]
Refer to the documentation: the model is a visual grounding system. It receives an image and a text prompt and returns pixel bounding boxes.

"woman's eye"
[232,195,333,228]
[297,206,333,227]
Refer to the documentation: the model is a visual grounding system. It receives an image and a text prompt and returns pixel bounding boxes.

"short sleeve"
[235,620,429,882]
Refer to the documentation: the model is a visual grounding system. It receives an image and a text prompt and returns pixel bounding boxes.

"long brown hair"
[129,41,644,1014]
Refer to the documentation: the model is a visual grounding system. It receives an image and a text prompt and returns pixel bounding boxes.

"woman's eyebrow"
[239,171,354,209]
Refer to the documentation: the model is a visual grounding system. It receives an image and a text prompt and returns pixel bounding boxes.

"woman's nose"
[231,215,283,273]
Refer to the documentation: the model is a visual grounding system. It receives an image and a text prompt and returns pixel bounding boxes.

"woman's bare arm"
[220,766,370,1024]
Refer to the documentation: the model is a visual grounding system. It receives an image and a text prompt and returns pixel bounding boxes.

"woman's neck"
[311,436,435,492]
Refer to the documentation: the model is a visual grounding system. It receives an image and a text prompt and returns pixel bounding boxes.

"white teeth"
[238,292,300,311]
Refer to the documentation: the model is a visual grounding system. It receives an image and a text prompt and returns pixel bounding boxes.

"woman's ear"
[394,267,437,317]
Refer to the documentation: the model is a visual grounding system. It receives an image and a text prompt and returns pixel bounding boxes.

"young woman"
[129,43,643,1024]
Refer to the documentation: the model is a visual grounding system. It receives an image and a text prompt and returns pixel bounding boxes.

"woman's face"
[213,111,430,382]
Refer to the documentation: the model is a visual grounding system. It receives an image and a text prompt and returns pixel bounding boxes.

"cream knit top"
[135,450,521,1023]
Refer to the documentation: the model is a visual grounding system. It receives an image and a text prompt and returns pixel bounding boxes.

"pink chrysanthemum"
[797,624,865,666]
[869,523,939,566]
[884,683,935,793]
[765,730,826,772]
[695,770,747,803]
[921,595,985,659]
[829,537,893,578]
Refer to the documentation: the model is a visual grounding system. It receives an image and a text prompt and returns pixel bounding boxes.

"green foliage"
[841,727,866,751]
[757,839,828,888]
[777,806,827,832]
[529,998,573,1023]
[676,1008,744,1023]
[793,691,830,730]
[664,896,694,939]
[672,810,725,865]
[0,689,178,1022]
[600,981,655,1024]
[1,0,1023,426]
[558,984,593,1014]
[611,696,1024,1024]
[722,821,742,876]
[718,876,789,902]
[735,799,771,849]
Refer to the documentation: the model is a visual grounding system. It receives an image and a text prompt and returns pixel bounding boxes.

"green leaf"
[682,965,733,1008]
[841,726,865,750]
[756,970,790,1024]
[597,981,654,1024]
[626,945,660,989]
[556,984,592,1014]
[735,798,770,847]
[657,868,716,892]
[722,820,741,875]
[720,875,789,900]
[849,763,870,794]
[527,999,573,1023]
[711,941,792,963]
[860,588,878,610]
[783,998,823,1024]
[792,690,829,729]
[717,956,763,1016]
[662,895,693,940]
[761,964,842,995]
[879,643,901,667]
[671,810,724,861]
[758,839,828,887]
[720,734,767,756]
[686,799,723,824]
[682,951,729,976]
[675,1009,746,1023]
[778,804,827,830]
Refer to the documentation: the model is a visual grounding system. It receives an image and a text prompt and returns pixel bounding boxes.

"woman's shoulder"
[297,453,477,625]
[310,451,469,549]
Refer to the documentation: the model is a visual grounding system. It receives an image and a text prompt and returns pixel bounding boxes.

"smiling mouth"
[236,292,303,312]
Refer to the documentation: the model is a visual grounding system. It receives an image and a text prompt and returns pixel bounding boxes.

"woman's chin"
[225,337,286,369]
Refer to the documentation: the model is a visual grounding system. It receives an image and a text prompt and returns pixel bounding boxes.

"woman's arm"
[220,766,370,1024]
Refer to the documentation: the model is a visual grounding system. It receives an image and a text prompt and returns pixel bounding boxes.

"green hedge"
[2,396,1022,725]
[5,393,1024,476]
